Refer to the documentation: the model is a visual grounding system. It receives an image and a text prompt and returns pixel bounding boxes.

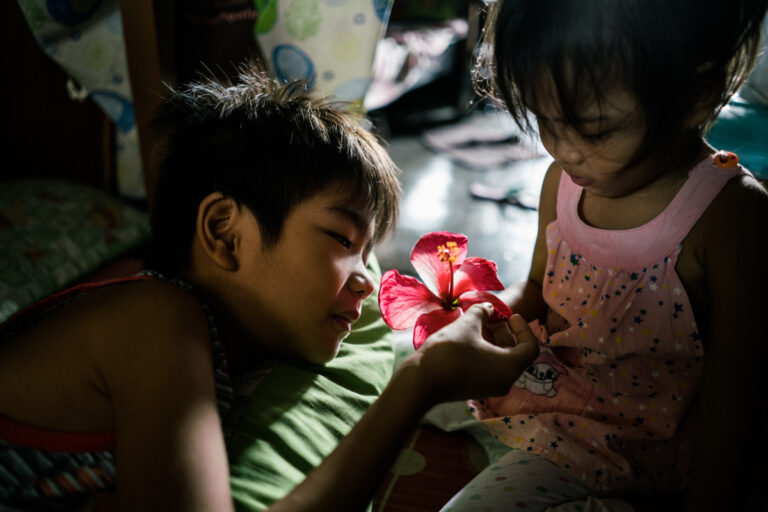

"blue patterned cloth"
[16,0,145,198]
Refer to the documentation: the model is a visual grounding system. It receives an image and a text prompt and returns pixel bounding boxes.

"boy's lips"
[331,310,361,330]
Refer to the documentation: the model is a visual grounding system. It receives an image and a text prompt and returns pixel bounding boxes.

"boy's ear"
[197,192,243,272]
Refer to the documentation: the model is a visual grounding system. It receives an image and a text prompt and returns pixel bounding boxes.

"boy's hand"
[409,303,539,405]
[270,304,539,512]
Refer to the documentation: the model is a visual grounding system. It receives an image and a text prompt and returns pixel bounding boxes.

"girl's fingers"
[506,314,540,362]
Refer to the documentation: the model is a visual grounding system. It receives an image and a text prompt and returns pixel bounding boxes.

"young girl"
[0,69,540,511]
[442,1,768,510]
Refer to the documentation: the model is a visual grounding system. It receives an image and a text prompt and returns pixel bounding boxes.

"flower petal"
[413,308,462,349]
[453,257,506,296]
[457,290,514,322]
[379,269,443,329]
[410,232,468,297]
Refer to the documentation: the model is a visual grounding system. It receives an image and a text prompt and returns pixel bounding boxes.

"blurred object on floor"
[366,0,483,136]
[365,18,469,111]
[469,182,538,211]
[421,108,544,170]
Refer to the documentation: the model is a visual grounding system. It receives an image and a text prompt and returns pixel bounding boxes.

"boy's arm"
[498,161,561,322]
[684,177,767,510]
[102,285,233,512]
[268,306,540,512]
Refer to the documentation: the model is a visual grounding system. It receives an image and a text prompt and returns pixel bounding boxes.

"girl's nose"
[348,268,375,300]
[551,135,584,166]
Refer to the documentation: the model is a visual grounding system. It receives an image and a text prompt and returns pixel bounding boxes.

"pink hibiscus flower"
[379,231,513,349]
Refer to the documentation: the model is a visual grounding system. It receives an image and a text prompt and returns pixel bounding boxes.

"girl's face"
[533,88,657,199]
[235,186,376,364]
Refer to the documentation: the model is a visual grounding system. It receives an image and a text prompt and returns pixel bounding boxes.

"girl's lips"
[567,173,594,187]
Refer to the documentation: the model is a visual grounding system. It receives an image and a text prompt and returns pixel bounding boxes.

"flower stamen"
[437,241,460,263]
[436,241,460,308]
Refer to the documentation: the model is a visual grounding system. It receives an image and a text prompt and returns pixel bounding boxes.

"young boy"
[0,68,539,511]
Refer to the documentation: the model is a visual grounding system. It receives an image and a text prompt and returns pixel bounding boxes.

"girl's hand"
[407,303,540,405]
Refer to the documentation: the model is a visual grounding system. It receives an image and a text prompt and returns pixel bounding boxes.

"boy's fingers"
[465,302,495,323]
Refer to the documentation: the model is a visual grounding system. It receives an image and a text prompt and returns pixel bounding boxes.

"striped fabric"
[0,272,233,508]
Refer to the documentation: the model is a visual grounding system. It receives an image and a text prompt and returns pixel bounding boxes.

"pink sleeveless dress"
[472,154,748,493]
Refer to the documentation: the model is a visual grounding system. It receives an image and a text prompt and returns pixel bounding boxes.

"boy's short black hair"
[476,0,767,167]
[145,65,400,276]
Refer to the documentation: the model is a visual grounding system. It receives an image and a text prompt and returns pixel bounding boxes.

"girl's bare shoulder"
[0,279,213,431]
[83,278,212,349]
[700,174,767,245]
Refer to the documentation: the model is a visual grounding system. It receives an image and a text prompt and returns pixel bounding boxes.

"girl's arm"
[268,306,540,512]
[101,285,233,512]
[498,161,561,322]
[684,177,767,510]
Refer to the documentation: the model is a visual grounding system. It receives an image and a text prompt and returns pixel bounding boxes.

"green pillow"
[226,255,394,511]
[0,179,149,323]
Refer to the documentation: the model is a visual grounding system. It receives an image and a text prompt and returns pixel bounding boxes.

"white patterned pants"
[440,448,636,512]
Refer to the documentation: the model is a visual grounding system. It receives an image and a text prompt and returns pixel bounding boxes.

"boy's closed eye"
[326,230,353,249]
[324,205,376,258]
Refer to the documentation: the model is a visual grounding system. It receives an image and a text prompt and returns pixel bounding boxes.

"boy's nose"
[348,269,375,300]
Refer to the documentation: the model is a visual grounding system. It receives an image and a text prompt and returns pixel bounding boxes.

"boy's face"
[234,186,376,364]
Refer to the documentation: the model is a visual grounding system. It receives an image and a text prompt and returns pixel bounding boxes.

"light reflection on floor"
[376,135,551,289]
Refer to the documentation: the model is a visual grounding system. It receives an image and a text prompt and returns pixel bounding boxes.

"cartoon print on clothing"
[514,351,568,397]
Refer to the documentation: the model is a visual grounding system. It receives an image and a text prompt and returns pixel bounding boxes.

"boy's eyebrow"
[326,204,371,234]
